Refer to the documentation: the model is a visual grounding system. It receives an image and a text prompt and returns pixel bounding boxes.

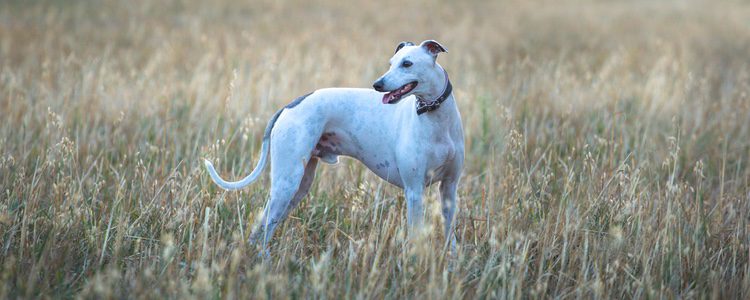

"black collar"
[416,69,452,115]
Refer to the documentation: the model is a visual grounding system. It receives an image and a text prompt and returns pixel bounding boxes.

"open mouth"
[382,81,418,104]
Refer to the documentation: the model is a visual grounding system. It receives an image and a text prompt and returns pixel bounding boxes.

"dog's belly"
[311,129,404,188]
[358,156,403,188]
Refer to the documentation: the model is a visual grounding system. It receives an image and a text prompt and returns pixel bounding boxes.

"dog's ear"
[420,40,448,57]
[395,41,414,54]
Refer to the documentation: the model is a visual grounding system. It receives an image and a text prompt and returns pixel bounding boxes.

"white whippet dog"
[205,40,464,253]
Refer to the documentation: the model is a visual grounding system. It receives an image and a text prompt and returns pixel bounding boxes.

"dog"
[205,40,464,254]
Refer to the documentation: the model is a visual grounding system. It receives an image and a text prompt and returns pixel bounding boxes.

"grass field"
[2,0,750,298]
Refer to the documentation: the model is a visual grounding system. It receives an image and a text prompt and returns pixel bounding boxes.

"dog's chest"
[422,138,457,182]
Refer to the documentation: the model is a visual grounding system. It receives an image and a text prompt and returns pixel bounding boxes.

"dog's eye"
[402,60,413,68]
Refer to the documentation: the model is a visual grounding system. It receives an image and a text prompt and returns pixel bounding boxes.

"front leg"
[404,185,425,235]
[440,179,458,254]
[399,159,427,239]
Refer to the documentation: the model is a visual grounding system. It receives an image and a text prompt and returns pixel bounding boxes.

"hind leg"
[249,152,320,253]
[249,159,305,253]
[247,110,326,254]
[282,158,318,220]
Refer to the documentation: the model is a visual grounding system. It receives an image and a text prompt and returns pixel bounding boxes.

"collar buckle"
[416,69,452,115]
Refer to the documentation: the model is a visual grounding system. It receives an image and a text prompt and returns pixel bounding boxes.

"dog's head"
[373,40,447,104]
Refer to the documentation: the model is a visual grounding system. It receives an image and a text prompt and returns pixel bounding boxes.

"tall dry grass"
[1,0,749,298]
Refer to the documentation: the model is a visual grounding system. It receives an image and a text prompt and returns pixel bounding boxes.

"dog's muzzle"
[373,79,385,92]
[378,81,418,104]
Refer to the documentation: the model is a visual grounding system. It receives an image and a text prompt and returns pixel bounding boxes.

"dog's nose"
[373,80,384,92]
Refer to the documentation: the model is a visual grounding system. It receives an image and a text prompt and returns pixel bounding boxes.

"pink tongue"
[382,83,412,103]
[382,92,395,104]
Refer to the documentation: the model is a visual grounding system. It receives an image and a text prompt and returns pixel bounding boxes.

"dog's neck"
[415,66,452,115]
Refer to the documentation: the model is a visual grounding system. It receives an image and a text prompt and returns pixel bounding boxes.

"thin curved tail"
[204,108,284,190]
